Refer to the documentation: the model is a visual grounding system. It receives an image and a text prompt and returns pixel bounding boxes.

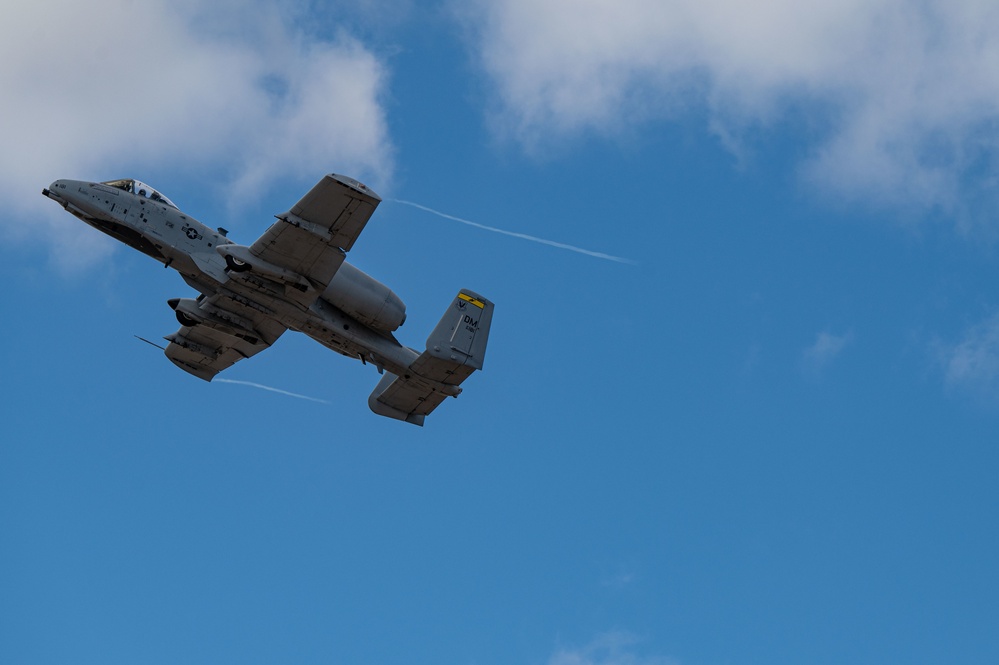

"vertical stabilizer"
[424,290,493,372]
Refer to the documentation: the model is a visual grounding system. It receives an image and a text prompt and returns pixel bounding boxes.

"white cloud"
[802,330,853,373]
[1,0,393,267]
[942,312,999,395]
[462,0,999,217]
[548,633,678,665]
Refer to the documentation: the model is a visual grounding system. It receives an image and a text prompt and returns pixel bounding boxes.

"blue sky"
[3,1,999,664]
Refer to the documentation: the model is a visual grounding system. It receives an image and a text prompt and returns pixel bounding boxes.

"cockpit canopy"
[102,179,177,209]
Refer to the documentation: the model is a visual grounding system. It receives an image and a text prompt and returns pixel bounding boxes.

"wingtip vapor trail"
[215,378,329,404]
[389,198,637,265]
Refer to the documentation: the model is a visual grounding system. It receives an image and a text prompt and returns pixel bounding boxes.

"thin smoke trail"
[215,378,329,404]
[389,198,637,265]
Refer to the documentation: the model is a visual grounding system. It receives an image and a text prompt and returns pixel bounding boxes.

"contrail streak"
[389,198,637,265]
[215,378,329,404]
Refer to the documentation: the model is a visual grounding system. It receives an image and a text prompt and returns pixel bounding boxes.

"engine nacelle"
[321,262,406,332]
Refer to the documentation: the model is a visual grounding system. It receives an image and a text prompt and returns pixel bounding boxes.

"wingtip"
[329,173,382,202]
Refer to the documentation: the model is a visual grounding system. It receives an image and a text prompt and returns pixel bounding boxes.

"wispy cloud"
[941,312,999,397]
[215,378,329,404]
[600,570,638,590]
[461,0,999,219]
[390,198,636,264]
[801,330,854,374]
[548,632,678,665]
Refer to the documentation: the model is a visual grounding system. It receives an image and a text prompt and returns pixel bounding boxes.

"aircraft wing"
[247,174,381,289]
[163,295,287,381]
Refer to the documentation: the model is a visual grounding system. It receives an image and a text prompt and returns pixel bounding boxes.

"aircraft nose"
[42,179,98,218]
[42,179,69,201]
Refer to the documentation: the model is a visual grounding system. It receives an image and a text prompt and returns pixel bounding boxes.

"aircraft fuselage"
[43,179,420,376]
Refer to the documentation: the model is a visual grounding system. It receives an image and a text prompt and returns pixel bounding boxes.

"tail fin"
[421,289,493,375]
[368,289,494,425]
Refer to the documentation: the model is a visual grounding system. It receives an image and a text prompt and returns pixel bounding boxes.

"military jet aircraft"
[43,174,493,425]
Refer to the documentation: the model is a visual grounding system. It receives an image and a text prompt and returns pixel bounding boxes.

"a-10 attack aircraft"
[43,174,493,425]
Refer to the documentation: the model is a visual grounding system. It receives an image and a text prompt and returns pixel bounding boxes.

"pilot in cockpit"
[102,178,177,209]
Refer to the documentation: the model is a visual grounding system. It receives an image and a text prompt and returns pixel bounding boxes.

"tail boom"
[368,289,493,425]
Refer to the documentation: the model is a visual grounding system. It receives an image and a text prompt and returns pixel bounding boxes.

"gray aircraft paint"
[43,175,493,425]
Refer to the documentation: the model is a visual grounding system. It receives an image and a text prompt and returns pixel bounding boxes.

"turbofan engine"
[320,262,406,332]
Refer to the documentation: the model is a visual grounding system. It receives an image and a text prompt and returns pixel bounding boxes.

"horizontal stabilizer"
[368,373,433,426]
